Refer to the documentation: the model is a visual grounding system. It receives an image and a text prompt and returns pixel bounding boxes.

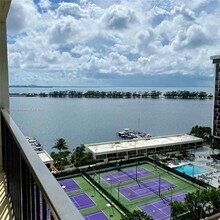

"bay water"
[9,87,213,153]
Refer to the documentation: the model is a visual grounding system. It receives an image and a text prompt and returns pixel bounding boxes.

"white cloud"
[7,0,39,35]
[46,16,82,45]
[171,5,195,21]
[57,2,88,18]
[7,0,220,86]
[39,0,51,9]
[135,30,162,56]
[101,5,138,30]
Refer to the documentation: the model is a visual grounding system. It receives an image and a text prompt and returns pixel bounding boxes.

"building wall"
[212,58,220,138]
[94,140,203,162]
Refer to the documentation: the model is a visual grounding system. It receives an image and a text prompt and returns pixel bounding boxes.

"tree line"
[164,91,213,99]
[10,90,213,99]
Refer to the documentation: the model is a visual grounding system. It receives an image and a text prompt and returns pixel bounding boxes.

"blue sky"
[6,0,220,87]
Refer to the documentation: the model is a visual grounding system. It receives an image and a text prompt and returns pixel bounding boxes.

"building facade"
[211,55,220,138]
[86,134,203,162]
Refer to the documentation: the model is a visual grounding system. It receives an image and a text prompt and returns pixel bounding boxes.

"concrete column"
[0,22,9,110]
[0,21,9,171]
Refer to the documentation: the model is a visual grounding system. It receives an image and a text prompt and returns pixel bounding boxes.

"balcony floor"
[0,172,13,220]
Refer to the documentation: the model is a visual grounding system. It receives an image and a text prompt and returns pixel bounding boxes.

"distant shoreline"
[9,90,213,99]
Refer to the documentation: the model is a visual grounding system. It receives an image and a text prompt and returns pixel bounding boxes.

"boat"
[26,136,43,151]
[118,128,151,139]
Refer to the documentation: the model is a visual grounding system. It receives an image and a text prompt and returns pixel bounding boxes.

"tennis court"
[118,177,176,200]
[139,191,187,220]
[59,178,80,192]
[101,167,153,184]
[69,192,95,210]
[84,210,109,220]
[57,162,199,220]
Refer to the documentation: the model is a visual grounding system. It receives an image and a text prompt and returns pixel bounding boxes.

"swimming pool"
[174,164,207,176]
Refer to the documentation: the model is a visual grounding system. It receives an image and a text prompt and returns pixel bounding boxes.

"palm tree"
[51,138,70,170]
[52,138,69,152]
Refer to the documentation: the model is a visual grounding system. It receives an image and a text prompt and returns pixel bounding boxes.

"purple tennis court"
[40,205,50,220]
[118,178,176,200]
[139,191,187,220]
[59,178,80,192]
[101,167,153,184]
[69,192,95,210]
[84,210,109,220]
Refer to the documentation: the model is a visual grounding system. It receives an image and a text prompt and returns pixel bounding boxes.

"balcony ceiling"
[0,0,11,22]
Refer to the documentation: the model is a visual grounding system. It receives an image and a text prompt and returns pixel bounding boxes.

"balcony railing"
[1,109,84,220]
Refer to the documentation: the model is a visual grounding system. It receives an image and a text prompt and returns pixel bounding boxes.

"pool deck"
[168,146,220,188]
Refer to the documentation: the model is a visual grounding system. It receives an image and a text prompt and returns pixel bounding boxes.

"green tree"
[53,138,69,152]
[121,210,153,220]
[170,201,188,220]
[190,126,212,143]
[185,191,201,219]
[208,188,220,212]
[51,138,70,170]
[71,144,95,167]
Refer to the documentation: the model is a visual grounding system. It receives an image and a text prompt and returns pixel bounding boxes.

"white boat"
[26,136,43,151]
[118,128,149,139]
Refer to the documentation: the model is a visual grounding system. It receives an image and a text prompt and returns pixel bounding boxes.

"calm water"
[9,87,213,153]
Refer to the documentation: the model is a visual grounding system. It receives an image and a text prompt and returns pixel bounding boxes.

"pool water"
[175,164,207,176]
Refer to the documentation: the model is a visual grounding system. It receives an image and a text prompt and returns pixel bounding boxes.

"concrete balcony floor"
[0,172,13,220]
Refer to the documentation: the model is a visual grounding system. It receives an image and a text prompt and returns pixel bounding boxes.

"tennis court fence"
[81,170,130,215]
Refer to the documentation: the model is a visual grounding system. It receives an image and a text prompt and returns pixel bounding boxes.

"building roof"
[86,134,203,155]
[210,55,220,63]
[37,151,53,164]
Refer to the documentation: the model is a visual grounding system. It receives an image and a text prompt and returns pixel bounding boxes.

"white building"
[36,151,54,169]
[85,134,203,162]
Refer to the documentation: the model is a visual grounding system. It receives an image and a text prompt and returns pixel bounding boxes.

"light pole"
[115,142,120,170]
[92,173,97,197]
[135,140,138,181]
[106,203,111,219]
[107,178,112,202]
[117,181,121,202]
[193,164,194,177]
[61,157,64,170]
[98,164,101,190]
[158,171,161,196]
[115,143,118,162]
[169,186,174,203]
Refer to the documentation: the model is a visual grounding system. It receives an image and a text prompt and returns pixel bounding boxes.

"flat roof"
[37,151,53,164]
[210,55,220,60]
[86,134,203,155]
[210,55,220,63]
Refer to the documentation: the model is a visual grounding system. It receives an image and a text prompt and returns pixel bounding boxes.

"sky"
[6,0,220,87]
